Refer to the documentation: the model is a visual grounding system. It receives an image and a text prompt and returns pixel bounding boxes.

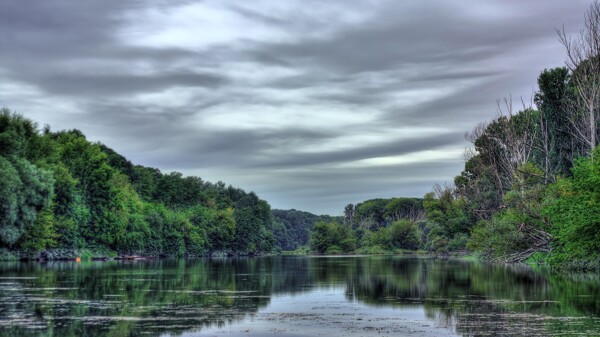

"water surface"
[1,256,599,336]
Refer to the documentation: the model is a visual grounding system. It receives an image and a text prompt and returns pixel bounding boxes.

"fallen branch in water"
[495,223,553,263]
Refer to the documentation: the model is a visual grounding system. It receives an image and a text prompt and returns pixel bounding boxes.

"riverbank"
[4,247,597,272]
[280,247,456,258]
[0,248,118,262]
[0,247,275,262]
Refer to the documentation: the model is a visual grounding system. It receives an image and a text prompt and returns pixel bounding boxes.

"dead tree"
[492,96,537,181]
[558,0,600,155]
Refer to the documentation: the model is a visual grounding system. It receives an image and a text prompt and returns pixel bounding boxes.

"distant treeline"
[271,209,341,251]
[308,197,425,255]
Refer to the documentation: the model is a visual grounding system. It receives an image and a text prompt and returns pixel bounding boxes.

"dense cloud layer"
[0,0,591,214]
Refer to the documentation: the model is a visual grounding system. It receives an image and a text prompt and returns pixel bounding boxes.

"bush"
[543,148,600,265]
[390,220,420,250]
[468,218,526,259]
[0,248,20,261]
[310,221,354,254]
[368,227,392,249]
[325,245,343,255]
[447,233,469,251]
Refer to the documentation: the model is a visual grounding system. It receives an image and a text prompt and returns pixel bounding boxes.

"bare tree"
[558,0,600,154]
[492,96,537,180]
[465,97,537,194]
[465,121,506,195]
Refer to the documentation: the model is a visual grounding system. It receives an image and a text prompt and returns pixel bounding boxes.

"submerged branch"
[495,223,553,263]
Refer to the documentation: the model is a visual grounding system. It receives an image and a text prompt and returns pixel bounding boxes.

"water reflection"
[0,257,599,336]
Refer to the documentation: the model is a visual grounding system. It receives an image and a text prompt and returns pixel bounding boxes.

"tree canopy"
[0,109,274,258]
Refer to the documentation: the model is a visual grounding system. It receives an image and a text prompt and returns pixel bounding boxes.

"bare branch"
[558,1,600,154]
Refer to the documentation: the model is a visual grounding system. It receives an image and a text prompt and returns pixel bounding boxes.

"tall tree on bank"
[534,67,574,176]
[0,111,54,248]
[558,0,600,155]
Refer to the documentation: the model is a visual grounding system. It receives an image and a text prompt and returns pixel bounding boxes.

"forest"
[0,111,277,259]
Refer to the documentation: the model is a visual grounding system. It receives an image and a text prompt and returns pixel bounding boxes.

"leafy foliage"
[310,221,355,254]
[423,188,470,252]
[0,110,273,258]
[543,148,600,265]
[0,154,53,247]
[468,163,550,261]
[271,209,341,250]
[346,197,423,230]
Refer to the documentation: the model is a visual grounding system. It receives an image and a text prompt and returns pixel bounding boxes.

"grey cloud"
[245,15,505,74]
[71,102,343,170]
[31,72,227,97]
[0,0,594,213]
[227,5,289,27]
[255,131,465,168]
[237,159,464,215]
[0,0,221,99]
[387,85,498,123]
[263,160,462,193]
[409,70,501,82]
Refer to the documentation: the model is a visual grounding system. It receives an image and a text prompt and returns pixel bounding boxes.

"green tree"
[186,205,235,255]
[0,156,53,247]
[0,156,23,246]
[354,199,390,230]
[389,219,420,250]
[543,147,600,266]
[385,198,424,222]
[366,227,392,250]
[469,163,551,262]
[0,109,38,158]
[310,221,355,254]
[271,209,341,250]
[142,202,171,256]
[209,207,236,252]
[19,203,58,254]
[162,212,188,257]
[424,187,470,252]
[534,67,576,176]
[233,193,272,254]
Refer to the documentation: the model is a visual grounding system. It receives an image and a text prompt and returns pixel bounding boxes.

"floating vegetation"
[0,256,599,336]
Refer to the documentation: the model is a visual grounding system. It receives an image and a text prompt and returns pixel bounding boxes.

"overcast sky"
[0,0,592,214]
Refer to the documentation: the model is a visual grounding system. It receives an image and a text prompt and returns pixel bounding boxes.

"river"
[1,256,599,336]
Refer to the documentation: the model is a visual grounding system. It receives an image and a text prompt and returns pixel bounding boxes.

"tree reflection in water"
[0,256,599,336]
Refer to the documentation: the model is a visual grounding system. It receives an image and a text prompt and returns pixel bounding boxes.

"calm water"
[1,256,600,337]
